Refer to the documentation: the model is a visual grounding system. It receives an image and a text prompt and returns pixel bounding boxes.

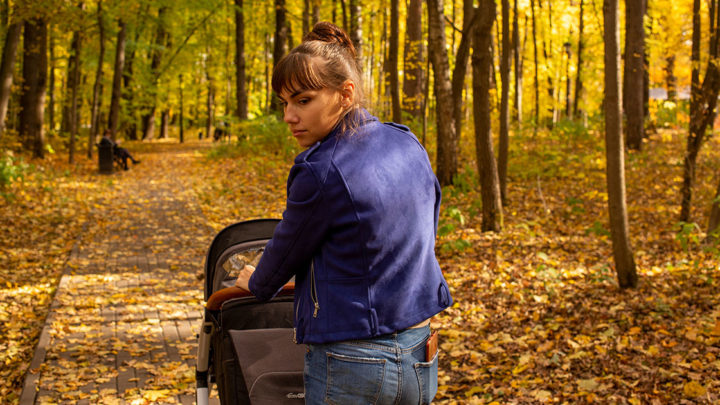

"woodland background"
[1,0,720,403]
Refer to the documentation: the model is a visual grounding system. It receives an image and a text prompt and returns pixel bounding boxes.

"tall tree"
[513,0,523,123]
[0,18,21,136]
[402,0,424,125]
[603,0,637,288]
[19,17,48,158]
[141,6,168,140]
[451,0,478,153]
[682,0,720,222]
[708,179,720,241]
[107,19,126,140]
[573,0,585,119]
[235,0,247,119]
[499,0,511,204]
[428,0,457,186]
[88,0,105,157]
[472,0,503,232]
[66,2,85,164]
[389,0,401,123]
[272,0,288,112]
[624,0,646,150]
[349,0,362,59]
[530,0,539,129]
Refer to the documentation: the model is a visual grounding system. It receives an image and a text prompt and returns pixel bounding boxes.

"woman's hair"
[272,22,364,114]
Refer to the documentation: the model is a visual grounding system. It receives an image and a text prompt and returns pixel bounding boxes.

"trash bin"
[98,142,114,174]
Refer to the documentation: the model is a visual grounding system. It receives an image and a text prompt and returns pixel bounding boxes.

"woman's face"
[279,87,345,148]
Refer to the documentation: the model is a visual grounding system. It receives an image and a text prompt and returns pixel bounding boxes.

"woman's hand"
[234,265,256,292]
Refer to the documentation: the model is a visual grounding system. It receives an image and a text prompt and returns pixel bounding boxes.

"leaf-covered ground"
[1,125,719,404]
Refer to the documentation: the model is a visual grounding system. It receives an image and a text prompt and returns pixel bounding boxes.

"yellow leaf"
[683,381,706,398]
[578,378,599,392]
[465,386,484,397]
[143,389,171,401]
[534,390,552,401]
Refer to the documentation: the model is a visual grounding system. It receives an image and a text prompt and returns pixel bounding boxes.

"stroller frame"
[196,219,303,405]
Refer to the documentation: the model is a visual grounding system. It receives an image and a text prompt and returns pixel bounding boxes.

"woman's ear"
[340,80,356,108]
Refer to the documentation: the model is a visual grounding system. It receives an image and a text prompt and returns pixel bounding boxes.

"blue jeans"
[304,325,438,404]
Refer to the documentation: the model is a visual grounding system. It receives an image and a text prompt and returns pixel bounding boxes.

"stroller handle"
[206,284,296,311]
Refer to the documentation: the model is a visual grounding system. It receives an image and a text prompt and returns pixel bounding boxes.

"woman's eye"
[298,98,310,105]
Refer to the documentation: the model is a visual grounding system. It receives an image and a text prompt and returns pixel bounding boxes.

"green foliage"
[674,221,702,252]
[0,154,30,199]
[551,118,591,143]
[586,220,610,237]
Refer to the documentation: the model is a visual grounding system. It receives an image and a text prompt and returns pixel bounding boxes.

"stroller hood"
[204,219,280,301]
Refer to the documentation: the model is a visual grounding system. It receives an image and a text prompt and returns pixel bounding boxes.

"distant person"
[100,130,140,170]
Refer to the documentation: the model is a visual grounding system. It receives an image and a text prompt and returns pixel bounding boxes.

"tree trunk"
[108,19,126,140]
[0,20,20,136]
[389,0,401,123]
[349,0,362,59]
[48,29,55,132]
[665,55,676,101]
[206,69,214,142]
[235,0,247,119]
[88,0,105,157]
[19,18,48,158]
[402,0,424,125]
[603,0,637,288]
[499,0,511,205]
[142,7,167,140]
[312,0,320,25]
[707,178,720,241]
[428,0,457,186]
[303,0,310,36]
[682,0,720,222]
[160,109,169,139]
[623,0,645,150]
[451,0,478,149]
[531,0,539,130]
[179,74,184,143]
[67,27,82,164]
[122,12,145,141]
[512,0,522,122]
[272,0,288,112]
[472,0,503,232]
[574,0,584,119]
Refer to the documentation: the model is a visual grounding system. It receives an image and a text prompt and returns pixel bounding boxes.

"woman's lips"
[292,130,306,137]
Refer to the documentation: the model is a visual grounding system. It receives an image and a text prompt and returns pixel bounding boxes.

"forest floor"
[1,124,719,404]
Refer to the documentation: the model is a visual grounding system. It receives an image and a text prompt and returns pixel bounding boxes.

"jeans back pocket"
[326,352,387,405]
[414,351,439,405]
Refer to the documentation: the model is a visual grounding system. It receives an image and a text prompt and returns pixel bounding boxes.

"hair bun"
[304,22,357,59]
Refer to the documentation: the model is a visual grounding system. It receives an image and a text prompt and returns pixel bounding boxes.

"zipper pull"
[313,303,319,318]
[293,328,297,344]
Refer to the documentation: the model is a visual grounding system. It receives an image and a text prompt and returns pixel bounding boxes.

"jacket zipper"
[293,261,320,344]
[310,261,320,318]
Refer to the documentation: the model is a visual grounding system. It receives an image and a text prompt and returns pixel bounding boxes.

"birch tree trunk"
[472,0,503,232]
[427,0,457,186]
[603,0,637,288]
[349,0,362,59]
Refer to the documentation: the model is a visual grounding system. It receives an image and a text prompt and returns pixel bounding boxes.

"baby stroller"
[196,219,306,405]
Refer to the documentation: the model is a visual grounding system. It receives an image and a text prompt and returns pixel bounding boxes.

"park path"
[20,141,220,404]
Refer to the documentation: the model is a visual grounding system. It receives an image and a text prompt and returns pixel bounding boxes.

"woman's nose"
[284,106,298,124]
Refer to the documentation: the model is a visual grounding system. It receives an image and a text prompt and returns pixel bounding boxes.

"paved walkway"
[20,143,219,404]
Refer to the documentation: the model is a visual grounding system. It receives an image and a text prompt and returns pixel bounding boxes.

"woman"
[235,22,452,404]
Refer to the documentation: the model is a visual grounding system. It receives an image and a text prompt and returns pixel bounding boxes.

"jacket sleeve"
[248,162,329,301]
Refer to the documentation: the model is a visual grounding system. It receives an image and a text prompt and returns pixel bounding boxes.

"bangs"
[272,53,328,96]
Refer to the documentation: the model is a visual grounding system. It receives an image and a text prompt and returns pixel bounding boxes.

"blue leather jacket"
[249,109,452,344]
